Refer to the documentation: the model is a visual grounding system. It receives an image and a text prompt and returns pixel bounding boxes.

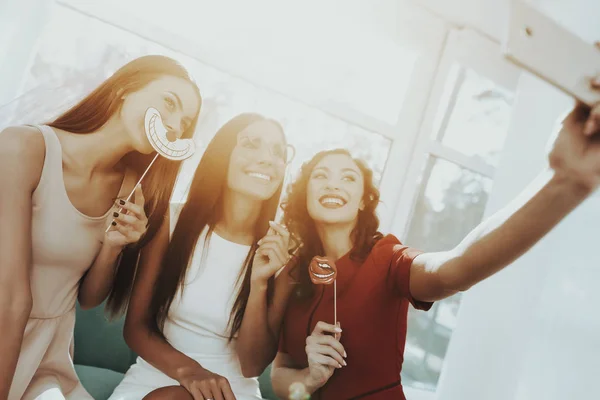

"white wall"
[434,1,600,398]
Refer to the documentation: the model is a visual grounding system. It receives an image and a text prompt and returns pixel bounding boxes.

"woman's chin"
[314,214,356,226]
[135,139,156,155]
[232,185,278,202]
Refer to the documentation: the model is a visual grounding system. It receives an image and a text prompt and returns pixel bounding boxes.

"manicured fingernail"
[113,212,119,218]
[343,360,347,366]
[119,200,125,205]
[337,363,342,368]
[335,327,342,333]
[111,221,117,226]
[344,351,347,358]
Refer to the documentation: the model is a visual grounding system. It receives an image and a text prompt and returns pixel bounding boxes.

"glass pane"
[432,64,514,167]
[1,5,392,204]
[401,156,493,391]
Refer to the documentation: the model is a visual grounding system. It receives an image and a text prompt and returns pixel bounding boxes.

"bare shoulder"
[0,125,46,190]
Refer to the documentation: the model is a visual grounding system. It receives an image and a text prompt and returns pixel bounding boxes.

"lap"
[143,386,193,400]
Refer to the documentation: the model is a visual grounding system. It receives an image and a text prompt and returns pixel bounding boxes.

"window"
[2,3,395,206]
[434,65,515,167]
[2,0,448,219]
[396,29,521,392]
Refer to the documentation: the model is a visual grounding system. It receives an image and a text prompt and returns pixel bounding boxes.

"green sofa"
[73,303,277,399]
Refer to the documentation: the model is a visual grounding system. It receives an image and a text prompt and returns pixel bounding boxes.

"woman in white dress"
[109,113,294,400]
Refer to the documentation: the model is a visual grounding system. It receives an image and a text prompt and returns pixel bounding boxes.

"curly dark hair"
[281,148,383,299]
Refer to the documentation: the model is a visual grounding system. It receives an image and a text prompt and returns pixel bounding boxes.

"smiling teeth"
[321,197,344,206]
[248,172,271,181]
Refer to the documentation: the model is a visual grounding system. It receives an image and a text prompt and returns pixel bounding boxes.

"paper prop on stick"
[106,107,196,232]
[145,107,195,160]
[309,256,338,325]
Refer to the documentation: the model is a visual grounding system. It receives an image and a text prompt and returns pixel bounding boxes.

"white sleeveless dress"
[109,230,262,400]
[8,125,133,400]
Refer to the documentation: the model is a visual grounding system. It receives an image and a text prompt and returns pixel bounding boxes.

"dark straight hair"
[148,113,287,339]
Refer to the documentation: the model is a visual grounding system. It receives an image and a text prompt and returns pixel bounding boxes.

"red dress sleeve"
[389,243,433,311]
[376,235,433,311]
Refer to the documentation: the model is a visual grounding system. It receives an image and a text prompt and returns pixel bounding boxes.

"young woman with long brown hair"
[270,98,600,399]
[109,113,294,400]
[0,55,201,400]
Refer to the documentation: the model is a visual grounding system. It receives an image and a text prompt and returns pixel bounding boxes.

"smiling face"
[120,75,201,155]
[306,153,365,226]
[226,120,287,201]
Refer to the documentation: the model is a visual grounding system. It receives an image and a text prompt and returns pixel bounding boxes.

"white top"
[109,229,261,400]
[165,230,251,364]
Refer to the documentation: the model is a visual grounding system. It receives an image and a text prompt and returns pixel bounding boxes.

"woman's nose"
[163,118,182,141]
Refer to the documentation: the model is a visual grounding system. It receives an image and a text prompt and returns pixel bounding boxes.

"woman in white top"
[109,113,295,400]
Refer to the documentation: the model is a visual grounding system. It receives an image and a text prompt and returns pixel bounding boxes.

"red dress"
[279,235,433,399]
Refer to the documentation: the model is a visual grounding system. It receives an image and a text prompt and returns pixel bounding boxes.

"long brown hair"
[281,149,382,299]
[48,55,202,317]
[148,113,287,339]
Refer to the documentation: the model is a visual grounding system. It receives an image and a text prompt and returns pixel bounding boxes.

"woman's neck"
[59,116,135,175]
[215,190,263,245]
[316,222,355,260]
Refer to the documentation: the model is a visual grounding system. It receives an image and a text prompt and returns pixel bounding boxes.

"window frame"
[390,28,522,240]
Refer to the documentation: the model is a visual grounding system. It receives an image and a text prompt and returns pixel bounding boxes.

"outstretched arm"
[409,101,600,302]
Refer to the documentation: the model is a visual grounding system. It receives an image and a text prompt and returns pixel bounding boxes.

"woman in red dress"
[269,100,600,400]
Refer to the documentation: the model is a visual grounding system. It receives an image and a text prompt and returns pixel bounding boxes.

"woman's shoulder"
[0,125,46,157]
[371,233,402,252]
[0,125,47,189]
[368,233,406,265]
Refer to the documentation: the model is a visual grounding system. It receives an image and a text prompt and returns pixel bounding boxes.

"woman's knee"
[142,386,193,400]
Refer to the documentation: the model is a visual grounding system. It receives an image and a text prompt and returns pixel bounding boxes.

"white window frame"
[391,28,521,400]
[390,28,522,240]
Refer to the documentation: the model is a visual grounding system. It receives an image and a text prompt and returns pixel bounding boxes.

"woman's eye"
[342,175,356,182]
[240,137,259,149]
[272,146,285,159]
[312,172,326,179]
[165,97,175,111]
